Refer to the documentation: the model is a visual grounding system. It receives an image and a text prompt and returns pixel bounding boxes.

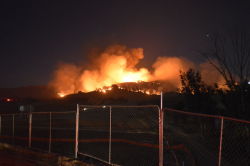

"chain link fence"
[78,106,110,163]
[0,114,13,145]
[0,111,76,157]
[111,106,159,166]
[77,105,160,166]
[51,112,75,156]
[14,113,29,147]
[164,108,250,166]
[32,112,50,151]
[0,105,249,166]
[222,118,250,166]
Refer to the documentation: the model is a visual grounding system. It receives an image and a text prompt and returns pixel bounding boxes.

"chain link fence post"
[159,108,164,166]
[29,113,32,148]
[75,104,80,159]
[159,92,164,166]
[108,106,112,164]
[218,117,224,166]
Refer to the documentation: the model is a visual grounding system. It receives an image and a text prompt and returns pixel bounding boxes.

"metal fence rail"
[222,118,250,166]
[0,105,249,166]
[77,105,160,166]
[164,108,250,166]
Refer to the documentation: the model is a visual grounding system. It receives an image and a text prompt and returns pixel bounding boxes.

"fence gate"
[77,105,160,166]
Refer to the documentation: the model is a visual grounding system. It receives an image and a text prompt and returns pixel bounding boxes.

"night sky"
[1,0,249,87]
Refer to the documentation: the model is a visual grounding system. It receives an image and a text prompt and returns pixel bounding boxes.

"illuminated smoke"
[151,57,194,89]
[199,61,226,88]
[50,63,80,96]
[78,45,150,92]
[50,45,223,96]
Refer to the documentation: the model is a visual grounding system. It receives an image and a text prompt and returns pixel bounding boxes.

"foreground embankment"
[0,143,94,166]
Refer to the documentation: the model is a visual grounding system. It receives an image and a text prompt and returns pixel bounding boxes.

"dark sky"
[0,0,249,87]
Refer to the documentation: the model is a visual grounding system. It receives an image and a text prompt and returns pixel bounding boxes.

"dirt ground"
[0,149,43,166]
[0,143,95,166]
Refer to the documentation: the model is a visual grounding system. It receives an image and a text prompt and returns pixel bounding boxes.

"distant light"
[83,108,87,111]
[4,98,13,102]
[19,105,25,112]
[102,105,106,108]
[248,81,250,85]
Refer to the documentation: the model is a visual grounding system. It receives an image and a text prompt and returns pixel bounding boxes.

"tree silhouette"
[180,69,206,95]
[202,31,250,91]
[202,30,250,116]
[180,68,219,114]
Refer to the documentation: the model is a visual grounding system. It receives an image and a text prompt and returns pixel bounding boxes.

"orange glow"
[50,45,214,95]
[121,69,149,83]
[97,86,113,94]
[57,92,66,98]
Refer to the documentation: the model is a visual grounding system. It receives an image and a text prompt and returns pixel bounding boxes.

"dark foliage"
[180,68,250,120]
[179,68,222,115]
[201,29,250,120]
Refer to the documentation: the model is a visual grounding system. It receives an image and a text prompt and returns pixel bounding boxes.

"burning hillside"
[50,45,223,97]
[96,81,178,95]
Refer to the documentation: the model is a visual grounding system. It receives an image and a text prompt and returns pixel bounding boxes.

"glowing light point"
[57,92,66,98]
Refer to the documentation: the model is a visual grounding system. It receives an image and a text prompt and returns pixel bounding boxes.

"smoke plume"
[50,45,223,96]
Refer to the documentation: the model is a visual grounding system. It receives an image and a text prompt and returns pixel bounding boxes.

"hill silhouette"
[0,86,57,99]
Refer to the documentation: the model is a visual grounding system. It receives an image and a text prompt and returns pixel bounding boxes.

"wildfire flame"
[50,45,223,97]
[57,92,66,98]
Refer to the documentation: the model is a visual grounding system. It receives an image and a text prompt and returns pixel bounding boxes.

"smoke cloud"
[199,61,225,88]
[151,57,194,88]
[50,45,223,96]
